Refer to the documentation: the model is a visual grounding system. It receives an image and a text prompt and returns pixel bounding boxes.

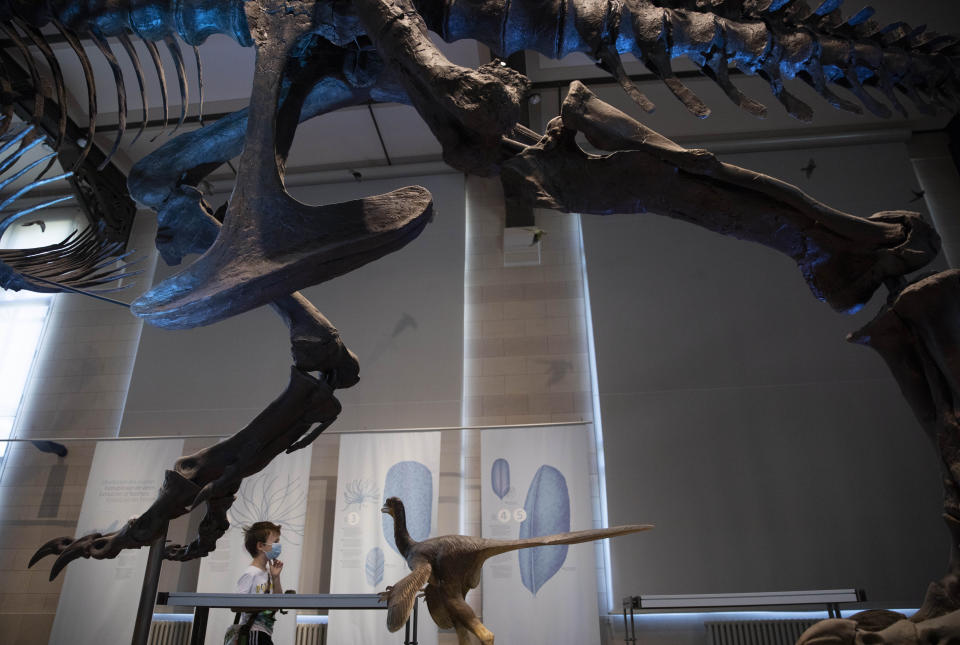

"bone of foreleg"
[271,294,360,387]
[501,82,940,313]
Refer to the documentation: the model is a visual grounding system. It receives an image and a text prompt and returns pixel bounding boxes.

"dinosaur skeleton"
[1,0,960,642]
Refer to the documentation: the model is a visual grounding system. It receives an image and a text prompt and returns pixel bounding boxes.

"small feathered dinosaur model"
[379,496,652,644]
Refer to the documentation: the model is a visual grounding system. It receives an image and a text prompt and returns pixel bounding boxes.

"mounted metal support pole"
[131,522,168,645]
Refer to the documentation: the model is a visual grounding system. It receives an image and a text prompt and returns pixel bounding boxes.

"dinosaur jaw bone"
[500,82,940,314]
[130,0,434,330]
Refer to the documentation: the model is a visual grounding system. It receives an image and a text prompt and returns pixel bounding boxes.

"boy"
[231,521,285,645]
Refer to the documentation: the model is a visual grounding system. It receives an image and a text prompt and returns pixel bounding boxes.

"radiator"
[705,619,819,645]
[147,620,191,645]
[295,623,328,645]
[146,619,326,645]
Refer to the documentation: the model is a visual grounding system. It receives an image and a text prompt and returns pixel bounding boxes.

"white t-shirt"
[234,565,274,634]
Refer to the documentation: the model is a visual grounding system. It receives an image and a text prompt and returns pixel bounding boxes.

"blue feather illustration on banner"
[518,464,570,595]
[491,458,510,500]
[382,460,432,554]
[365,547,385,587]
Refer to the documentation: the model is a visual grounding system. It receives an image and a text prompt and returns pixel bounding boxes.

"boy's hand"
[269,559,284,578]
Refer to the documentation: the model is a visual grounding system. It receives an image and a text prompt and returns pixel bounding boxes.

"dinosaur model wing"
[385,558,432,632]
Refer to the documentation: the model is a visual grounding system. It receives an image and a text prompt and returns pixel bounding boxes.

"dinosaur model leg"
[445,596,495,645]
[129,0,434,330]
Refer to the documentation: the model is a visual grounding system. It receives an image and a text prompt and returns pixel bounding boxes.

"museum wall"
[582,141,948,607]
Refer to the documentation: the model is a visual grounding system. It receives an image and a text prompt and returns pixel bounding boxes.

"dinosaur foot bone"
[29,367,340,578]
[500,82,940,314]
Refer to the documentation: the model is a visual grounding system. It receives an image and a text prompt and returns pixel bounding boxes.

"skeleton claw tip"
[28,536,72,568]
[49,547,86,581]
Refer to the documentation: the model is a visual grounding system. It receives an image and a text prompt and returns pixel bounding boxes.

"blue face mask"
[264,542,281,559]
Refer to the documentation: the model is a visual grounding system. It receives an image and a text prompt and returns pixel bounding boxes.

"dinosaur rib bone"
[500,81,940,314]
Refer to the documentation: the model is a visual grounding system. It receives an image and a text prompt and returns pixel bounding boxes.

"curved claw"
[29,536,74,568]
[49,532,108,581]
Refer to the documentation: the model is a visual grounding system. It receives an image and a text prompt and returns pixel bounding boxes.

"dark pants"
[247,631,274,645]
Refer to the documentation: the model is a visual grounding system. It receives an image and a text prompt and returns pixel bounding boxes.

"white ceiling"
[5,0,960,196]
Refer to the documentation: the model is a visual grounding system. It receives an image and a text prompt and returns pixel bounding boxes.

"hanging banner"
[50,438,185,645]
[327,432,441,645]
[196,447,313,645]
[481,425,601,645]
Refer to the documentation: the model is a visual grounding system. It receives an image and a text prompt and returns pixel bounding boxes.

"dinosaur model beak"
[381,504,391,515]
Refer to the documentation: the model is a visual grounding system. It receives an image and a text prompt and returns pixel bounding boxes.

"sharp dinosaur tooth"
[116,32,150,144]
[142,37,171,138]
[163,35,189,134]
[52,20,97,170]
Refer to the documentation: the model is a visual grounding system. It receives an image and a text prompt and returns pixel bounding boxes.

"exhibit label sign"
[481,424,601,645]
[327,431,441,645]
[50,438,185,645]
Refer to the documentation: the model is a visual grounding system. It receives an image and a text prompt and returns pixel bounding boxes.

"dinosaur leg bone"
[30,367,340,577]
[500,82,940,314]
[443,594,495,645]
[849,270,960,622]
[130,0,434,329]
[352,0,530,176]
